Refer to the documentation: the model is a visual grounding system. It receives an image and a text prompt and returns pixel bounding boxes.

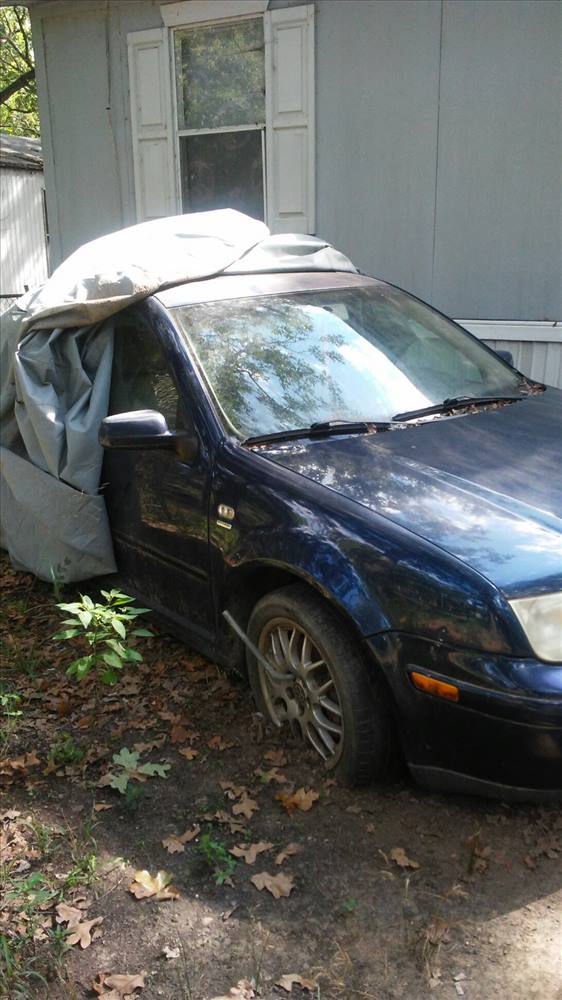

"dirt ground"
[1,558,561,1000]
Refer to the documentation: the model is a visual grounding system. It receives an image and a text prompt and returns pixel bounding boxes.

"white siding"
[0,168,49,299]
[461,322,562,389]
[482,340,562,389]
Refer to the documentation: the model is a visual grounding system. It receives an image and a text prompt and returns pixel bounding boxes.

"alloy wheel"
[257,617,344,765]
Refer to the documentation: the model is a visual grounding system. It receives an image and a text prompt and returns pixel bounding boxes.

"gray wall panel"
[432,0,562,320]
[33,1,163,264]
[316,0,442,300]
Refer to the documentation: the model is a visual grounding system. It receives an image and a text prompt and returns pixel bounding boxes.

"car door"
[101,303,214,641]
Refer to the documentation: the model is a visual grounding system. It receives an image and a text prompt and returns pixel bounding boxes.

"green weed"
[197,832,237,885]
[53,589,152,687]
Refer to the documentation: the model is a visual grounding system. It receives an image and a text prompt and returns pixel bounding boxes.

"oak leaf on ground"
[209,979,255,1000]
[276,787,319,816]
[66,916,104,948]
[275,843,303,865]
[254,767,287,785]
[207,735,235,751]
[232,795,259,820]
[162,826,201,854]
[263,749,288,766]
[276,973,319,993]
[177,746,198,761]
[250,871,294,899]
[128,870,180,900]
[93,971,146,998]
[230,841,273,865]
[390,847,420,870]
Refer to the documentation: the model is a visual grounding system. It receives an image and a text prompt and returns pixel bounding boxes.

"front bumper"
[368,633,562,800]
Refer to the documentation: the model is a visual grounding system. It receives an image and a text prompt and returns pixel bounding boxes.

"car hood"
[260,389,562,598]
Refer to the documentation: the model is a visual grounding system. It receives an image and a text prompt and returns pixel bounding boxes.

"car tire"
[246,583,395,785]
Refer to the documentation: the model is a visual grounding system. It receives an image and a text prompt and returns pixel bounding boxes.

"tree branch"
[0,68,35,105]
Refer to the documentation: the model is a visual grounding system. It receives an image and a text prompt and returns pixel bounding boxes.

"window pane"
[110,323,182,429]
[180,130,264,221]
[175,19,265,130]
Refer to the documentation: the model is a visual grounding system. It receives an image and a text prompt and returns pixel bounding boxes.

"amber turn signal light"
[410,671,460,702]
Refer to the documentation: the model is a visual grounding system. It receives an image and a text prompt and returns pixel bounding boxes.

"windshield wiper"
[392,394,525,423]
[243,419,392,447]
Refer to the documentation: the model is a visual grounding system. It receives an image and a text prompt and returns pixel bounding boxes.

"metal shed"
[0,133,49,314]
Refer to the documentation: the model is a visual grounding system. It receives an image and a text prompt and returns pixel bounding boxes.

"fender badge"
[216,519,232,530]
[217,504,235,521]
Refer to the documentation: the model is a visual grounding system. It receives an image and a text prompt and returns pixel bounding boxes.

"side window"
[109,319,186,429]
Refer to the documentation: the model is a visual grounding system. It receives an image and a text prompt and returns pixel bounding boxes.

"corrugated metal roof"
[0,133,43,171]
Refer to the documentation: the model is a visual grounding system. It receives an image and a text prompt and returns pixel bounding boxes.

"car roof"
[155,271,382,308]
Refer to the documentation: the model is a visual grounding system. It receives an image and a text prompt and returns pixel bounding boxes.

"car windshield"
[171,284,526,439]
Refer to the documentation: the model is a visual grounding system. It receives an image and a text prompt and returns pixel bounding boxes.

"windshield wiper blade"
[243,419,392,447]
[392,394,524,423]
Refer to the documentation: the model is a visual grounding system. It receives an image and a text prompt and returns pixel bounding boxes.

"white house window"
[128,4,315,233]
[174,18,266,220]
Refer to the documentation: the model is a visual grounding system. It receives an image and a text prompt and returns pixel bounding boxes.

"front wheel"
[246,584,395,785]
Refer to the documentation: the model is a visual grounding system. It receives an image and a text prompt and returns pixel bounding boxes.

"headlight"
[509,593,562,663]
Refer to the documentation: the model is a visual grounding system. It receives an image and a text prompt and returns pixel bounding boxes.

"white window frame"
[159,0,315,234]
[169,7,268,220]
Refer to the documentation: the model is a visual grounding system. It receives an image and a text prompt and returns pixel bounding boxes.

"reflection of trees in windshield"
[179,301,346,436]
[174,285,524,438]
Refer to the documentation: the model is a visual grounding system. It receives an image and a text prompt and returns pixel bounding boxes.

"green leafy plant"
[47,732,84,767]
[0,933,49,999]
[0,688,22,755]
[100,747,170,794]
[54,589,152,686]
[197,832,237,885]
[340,894,359,914]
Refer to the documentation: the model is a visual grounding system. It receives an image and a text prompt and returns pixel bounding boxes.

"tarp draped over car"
[0,209,356,583]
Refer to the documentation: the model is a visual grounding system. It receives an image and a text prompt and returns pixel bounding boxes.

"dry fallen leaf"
[250,871,295,899]
[128,870,180,901]
[177,746,198,761]
[230,841,273,865]
[264,749,288,766]
[170,724,190,744]
[94,803,112,812]
[66,916,104,949]
[220,781,247,800]
[162,825,200,854]
[254,766,287,785]
[390,847,420,870]
[276,787,319,816]
[55,902,83,926]
[207,735,235,751]
[232,795,259,820]
[275,843,303,866]
[161,834,186,855]
[276,973,319,993]
[209,979,255,1000]
[93,971,146,997]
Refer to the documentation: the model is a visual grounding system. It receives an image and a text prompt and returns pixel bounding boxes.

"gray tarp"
[0,210,356,583]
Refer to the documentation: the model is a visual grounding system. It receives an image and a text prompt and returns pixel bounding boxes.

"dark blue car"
[99,267,562,800]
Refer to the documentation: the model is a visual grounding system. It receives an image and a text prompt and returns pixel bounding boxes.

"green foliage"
[0,687,22,755]
[54,589,151,687]
[0,5,39,137]
[102,747,170,795]
[47,732,84,767]
[0,933,49,998]
[197,832,237,885]
[340,894,358,914]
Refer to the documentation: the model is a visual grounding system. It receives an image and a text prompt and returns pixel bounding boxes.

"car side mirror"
[99,409,198,463]
[495,349,514,367]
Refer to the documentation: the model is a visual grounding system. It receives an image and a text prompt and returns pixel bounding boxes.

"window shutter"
[127,27,178,222]
[265,4,315,234]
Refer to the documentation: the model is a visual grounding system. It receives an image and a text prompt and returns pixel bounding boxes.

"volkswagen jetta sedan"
[99,267,562,799]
